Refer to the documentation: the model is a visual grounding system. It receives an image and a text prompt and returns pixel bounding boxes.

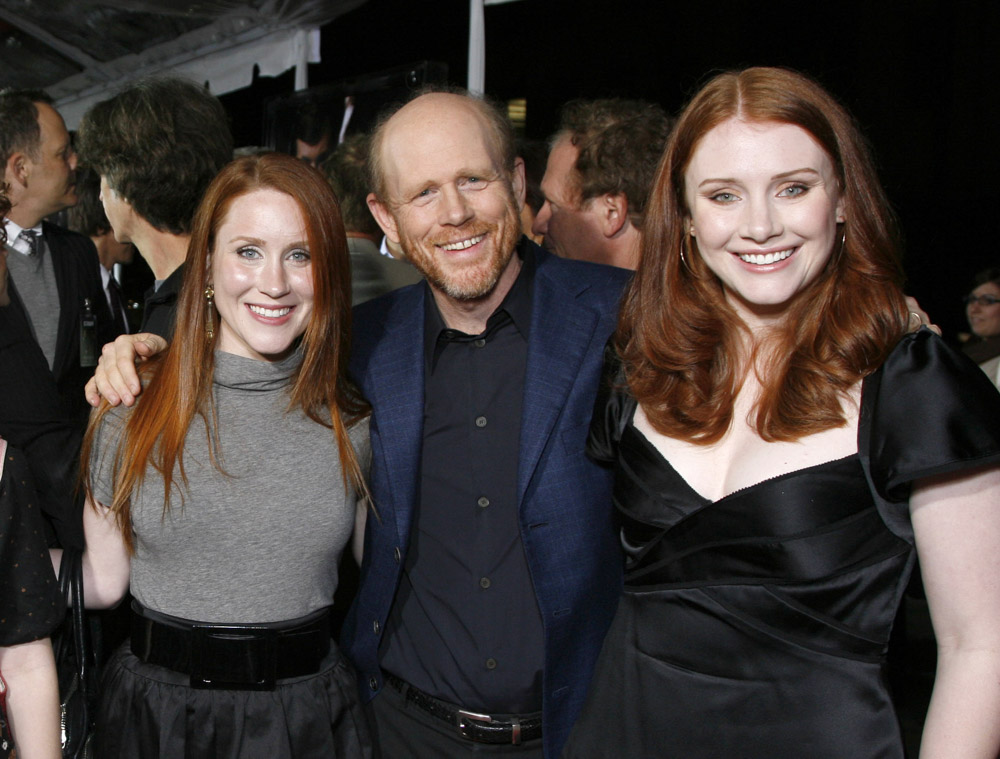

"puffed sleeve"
[0,444,65,646]
[859,329,1000,540]
[587,343,635,464]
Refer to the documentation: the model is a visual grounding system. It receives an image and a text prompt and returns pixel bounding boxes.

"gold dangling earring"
[680,231,693,273]
[205,285,215,339]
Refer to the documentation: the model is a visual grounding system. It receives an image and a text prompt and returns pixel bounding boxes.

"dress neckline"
[624,404,860,506]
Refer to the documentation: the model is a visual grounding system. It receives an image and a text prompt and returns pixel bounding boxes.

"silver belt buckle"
[456,710,521,745]
[457,709,493,743]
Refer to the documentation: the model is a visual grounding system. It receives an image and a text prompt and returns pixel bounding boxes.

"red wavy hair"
[81,153,369,552]
[618,67,909,443]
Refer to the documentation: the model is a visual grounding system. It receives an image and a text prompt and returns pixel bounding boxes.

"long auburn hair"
[619,67,909,444]
[81,153,370,552]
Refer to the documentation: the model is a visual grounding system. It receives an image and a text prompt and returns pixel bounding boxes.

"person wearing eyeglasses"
[963,267,1000,387]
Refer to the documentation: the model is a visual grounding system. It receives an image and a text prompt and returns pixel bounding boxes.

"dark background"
[220,0,1000,339]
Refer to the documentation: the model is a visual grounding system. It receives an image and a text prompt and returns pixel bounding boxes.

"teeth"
[249,305,290,317]
[440,234,485,251]
[739,248,793,265]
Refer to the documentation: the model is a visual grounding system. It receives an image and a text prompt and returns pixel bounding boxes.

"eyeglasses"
[964,294,1000,307]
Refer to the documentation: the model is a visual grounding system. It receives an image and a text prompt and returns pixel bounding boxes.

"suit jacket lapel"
[44,224,76,380]
[359,287,426,546]
[518,263,599,503]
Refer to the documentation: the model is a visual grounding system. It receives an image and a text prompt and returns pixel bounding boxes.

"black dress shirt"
[380,245,545,713]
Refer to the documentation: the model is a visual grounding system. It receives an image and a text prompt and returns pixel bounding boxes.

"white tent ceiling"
[0,0,368,127]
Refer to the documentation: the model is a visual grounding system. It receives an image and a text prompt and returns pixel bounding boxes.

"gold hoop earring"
[680,234,694,273]
[205,285,215,340]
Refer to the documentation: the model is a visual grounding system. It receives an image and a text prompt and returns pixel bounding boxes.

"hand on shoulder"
[85,332,168,408]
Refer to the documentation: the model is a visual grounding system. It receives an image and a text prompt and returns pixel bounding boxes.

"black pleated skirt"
[94,642,373,758]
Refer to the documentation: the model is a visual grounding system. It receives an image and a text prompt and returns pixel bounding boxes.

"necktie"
[107,276,128,335]
[18,229,39,256]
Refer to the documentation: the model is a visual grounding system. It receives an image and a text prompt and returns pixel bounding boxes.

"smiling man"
[1,88,113,547]
[344,89,631,758]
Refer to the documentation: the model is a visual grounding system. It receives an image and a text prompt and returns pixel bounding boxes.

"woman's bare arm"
[912,464,1000,758]
[0,637,60,758]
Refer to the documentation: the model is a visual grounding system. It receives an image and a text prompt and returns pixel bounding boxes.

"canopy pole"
[467,0,485,95]
[294,28,320,91]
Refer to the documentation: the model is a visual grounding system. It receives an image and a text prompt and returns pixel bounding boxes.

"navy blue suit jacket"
[342,243,630,757]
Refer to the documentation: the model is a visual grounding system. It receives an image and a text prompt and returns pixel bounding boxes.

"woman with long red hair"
[73,153,372,757]
[564,68,1000,758]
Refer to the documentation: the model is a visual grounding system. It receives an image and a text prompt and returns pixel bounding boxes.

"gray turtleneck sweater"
[91,350,369,624]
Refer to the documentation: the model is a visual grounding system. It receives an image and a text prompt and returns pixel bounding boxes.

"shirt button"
[475,416,487,428]
[477,496,490,508]
[369,677,378,691]
[479,577,491,589]
[394,546,402,563]
[473,338,486,348]
[373,619,380,634]
[443,330,457,339]
[486,658,497,670]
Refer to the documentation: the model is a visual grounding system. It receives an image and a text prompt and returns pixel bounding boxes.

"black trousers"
[370,680,544,758]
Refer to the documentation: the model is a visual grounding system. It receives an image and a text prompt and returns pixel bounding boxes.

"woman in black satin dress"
[563,67,1000,759]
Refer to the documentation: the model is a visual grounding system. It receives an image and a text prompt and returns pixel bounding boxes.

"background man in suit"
[532,99,672,270]
[347,90,630,757]
[0,88,112,547]
[320,133,423,305]
[67,167,135,336]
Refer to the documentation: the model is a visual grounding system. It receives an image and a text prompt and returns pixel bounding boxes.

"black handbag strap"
[58,549,91,683]
[56,547,96,750]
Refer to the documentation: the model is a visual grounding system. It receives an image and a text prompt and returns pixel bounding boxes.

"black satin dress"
[563,331,1000,759]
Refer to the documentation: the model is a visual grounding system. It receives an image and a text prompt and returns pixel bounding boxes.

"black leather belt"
[385,674,542,745]
[131,602,331,690]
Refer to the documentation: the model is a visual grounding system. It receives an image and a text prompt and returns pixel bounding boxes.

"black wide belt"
[385,674,542,745]
[131,602,331,690]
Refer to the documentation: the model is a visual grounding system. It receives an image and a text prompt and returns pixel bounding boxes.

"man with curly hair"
[76,77,233,338]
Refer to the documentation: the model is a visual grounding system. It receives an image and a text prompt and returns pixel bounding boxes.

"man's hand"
[904,295,941,336]
[85,333,168,407]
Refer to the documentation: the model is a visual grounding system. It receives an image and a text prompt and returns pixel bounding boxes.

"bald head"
[363,90,526,327]
[369,90,516,204]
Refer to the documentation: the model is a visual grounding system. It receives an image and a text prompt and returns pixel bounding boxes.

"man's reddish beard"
[397,202,522,302]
